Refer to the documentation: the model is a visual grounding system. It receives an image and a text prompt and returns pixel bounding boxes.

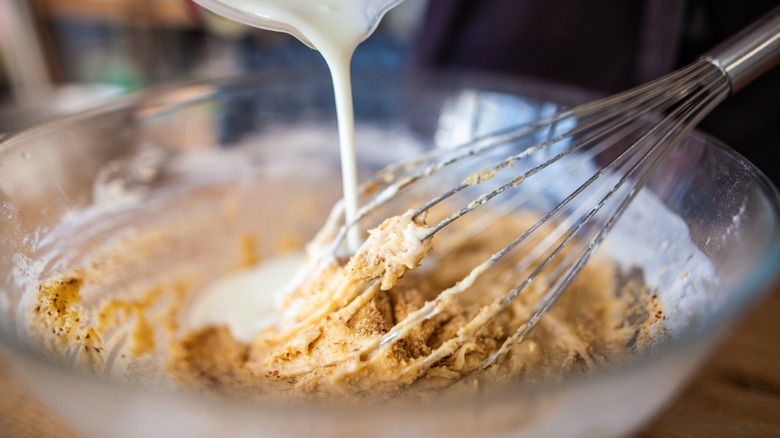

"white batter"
[187,253,303,342]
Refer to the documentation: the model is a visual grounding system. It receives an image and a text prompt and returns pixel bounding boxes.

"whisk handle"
[703,6,780,93]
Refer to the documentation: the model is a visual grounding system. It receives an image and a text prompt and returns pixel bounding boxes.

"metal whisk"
[319,8,780,378]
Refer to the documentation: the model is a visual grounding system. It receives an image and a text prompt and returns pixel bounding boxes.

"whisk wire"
[417,64,720,238]
[483,67,732,367]
[328,63,720,253]
[369,61,731,375]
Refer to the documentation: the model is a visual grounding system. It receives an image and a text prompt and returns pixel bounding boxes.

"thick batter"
[29,198,655,402]
[169,210,644,401]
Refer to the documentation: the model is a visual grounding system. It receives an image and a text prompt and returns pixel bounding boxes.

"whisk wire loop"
[322,7,778,382]
[363,60,732,375]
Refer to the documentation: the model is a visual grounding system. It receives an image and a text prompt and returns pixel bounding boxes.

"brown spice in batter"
[172,210,645,401]
[30,206,654,402]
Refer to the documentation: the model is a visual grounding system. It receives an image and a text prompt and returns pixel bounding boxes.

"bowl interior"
[0,71,779,438]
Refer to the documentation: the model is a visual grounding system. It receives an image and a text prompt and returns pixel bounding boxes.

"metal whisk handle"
[703,6,780,93]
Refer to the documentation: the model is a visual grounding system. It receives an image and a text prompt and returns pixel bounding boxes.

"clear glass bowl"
[0,70,779,438]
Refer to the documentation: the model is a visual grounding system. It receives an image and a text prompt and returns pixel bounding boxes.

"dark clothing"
[414,0,780,184]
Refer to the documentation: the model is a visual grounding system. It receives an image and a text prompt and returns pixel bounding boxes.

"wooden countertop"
[637,281,780,437]
[2,284,779,437]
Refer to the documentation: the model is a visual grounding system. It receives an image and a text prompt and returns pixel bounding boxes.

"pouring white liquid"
[187,0,401,337]
[195,0,401,251]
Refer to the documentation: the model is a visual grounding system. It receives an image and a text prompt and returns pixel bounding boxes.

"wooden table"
[2,284,779,437]
[637,281,780,437]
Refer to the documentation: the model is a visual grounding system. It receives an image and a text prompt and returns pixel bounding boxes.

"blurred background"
[0,0,428,135]
[0,0,777,183]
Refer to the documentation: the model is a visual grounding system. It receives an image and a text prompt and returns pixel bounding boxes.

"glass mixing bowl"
[0,70,778,438]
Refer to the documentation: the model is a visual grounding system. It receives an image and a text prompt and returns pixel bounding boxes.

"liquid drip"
[197,0,401,251]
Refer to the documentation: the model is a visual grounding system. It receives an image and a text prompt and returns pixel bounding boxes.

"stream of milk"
[188,0,402,337]
[196,0,402,251]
